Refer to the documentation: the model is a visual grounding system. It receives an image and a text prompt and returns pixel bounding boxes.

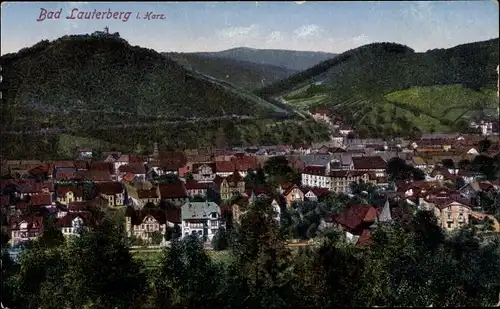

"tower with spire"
[104,26,109,34]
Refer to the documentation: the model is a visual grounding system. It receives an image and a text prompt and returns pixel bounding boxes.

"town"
[3,131,499,248]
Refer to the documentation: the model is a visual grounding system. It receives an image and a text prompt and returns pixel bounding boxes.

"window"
[447,222,452,228]
[211,221,218,227]
[211,213,217,219]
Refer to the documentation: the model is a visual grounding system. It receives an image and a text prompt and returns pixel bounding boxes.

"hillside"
[258,38,499,137]
[164,52,297,89]
[0,34,287,130]
[196,47,336,71]
[0,34,331,159]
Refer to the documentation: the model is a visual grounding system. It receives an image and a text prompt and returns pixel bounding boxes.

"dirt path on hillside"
[471,211,500,232]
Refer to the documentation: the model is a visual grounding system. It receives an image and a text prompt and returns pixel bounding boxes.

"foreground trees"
[2,206,500,309]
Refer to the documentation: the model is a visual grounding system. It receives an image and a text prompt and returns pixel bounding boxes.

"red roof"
[352,156,387,170]
[125,207,168,225]
[122,172,135,182]
[329,170,368,178]
[165,207,181,224]
[159,183,188,199]
[184,180,211,190]
[51,161,75,168]
[334,204,378,231]
[231,156,259,171]
[215,161,235,173]
[67,201,97,212]
[9,216,44,231]
[55,212,95,228]
[356,229,373,247]
[119,163,146,174]
[303,165,326,176]
[95,182,123,195]
[90,162,114,173]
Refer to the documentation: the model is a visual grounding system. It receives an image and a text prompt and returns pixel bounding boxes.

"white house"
[181,202,224,242]
[192,163,217,183]
[56,212,93,238]
[301,165,329,189]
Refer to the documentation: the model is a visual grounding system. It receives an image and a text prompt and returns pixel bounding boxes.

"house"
[219,171,245,201]
[301,165,329,189]
[181,201,224,242]
[231,196,250,225]
[56,212,94,238]
[125,183,161,209]
[159,183,189,207]
[125,207,169,243]
[430,199,472,231]
[332,204,378,246]
[352,156,387,177]
[95,182,125,207]
[118,163,146,182]
[9,216,44,246]
[192,163,217,183]
[156,150,188,175]
[56,186,83,205]
[184,180,211,197]
[112,154,146,177]
[283,184,305,208]
[329,171,370,193]
[303,187,330,201]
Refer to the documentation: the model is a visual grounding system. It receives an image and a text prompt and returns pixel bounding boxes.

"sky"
[1,1,499,55]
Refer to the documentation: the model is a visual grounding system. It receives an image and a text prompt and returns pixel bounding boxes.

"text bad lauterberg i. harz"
[37,8,166,22]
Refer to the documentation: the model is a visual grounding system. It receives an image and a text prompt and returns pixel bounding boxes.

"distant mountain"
[195,47,337,71]
[163,52,297,89]
[256,38,499,137]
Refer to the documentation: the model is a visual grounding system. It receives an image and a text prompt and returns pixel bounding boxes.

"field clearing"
[132,249,233,269]
[286,94,328,109]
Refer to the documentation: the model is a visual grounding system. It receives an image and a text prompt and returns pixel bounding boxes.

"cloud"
[217,24,260,41]
[350,35,372,46]
[293,24,323,39]
[266,31,283,44]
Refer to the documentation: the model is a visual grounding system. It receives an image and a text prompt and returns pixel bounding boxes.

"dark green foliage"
[211,226,229,251]
[386,157,426,181]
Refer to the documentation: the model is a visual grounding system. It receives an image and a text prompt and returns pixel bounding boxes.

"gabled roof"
[378,200,392,223]
[334,204,378,231]
[119,163,146,174]
[352,156,386,170]
[125,207,167,225]
[56,186,83,198]
[159,183,188,199]
[55,212,95,228]
[181,202,220,220]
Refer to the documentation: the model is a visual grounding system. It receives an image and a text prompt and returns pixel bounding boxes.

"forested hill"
[0,34,285,127]
[255,38,499,137]
[195,47,337,71]
[256,38,499,98]
[164,52,298,90]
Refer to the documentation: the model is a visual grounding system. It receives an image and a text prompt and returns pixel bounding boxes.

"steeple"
[378,199,393,223]
[104,26,109,34]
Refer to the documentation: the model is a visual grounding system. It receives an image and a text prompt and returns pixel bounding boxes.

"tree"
[211,226,228,251]
[64,219,148,309]
[386,157,413,181]
[38,216,65,248]
[479,138,491,153]
[150,231,164,245]
[229,198,294,308]
[263,156,296,186]
[9,243,68,309]
[155,236,222,308]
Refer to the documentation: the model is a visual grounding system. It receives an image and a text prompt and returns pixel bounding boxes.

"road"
[471,211,500,232]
